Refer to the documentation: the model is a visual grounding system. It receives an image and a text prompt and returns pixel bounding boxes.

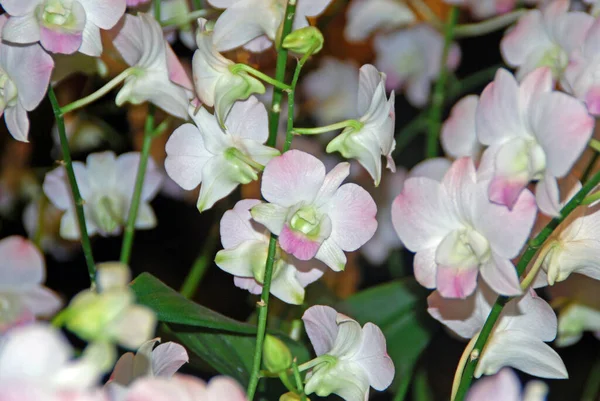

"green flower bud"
[279,392,310,401]
[282,27,324,56]
[263,334,292,373]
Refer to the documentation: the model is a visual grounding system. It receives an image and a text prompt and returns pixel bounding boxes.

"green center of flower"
[538,46,568,77]
[289,206,324,238]
[41,0,73,26]
[224,147,263,185]
[436,228,491,269]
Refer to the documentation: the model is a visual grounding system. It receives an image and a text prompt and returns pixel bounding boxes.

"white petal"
[302,305,339,356]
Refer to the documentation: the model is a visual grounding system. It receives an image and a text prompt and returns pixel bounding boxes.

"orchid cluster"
[2,0,600,400]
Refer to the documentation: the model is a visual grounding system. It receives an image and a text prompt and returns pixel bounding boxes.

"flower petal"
[414,247,437,289]
[0,236,45,289]
[250,202,288,236]
[465,368,522,401]
[151,342,189,378]
[221,199,264,249]
[479,254,522,297]
[225,96,268,143]
[3,104,29,142]
[77,0,126,29]
[315,238,347,272]
[165,123,213,191]
[441,95,481,159]
[475,330,568,379]
[261,150,325,207]
[344,0,415,42]
[279,224,322,260]
[206,376,247,401]
[436,265,479,299]
[302,305,339,356]
[353,322,394,391]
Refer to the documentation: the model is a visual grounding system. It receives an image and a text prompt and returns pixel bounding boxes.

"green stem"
[278,371,298,394]
[119,106,156,265]
[192,0,202,9]
[231,64,291,91]
[246,235,279,400]
[267,0,297,147]
[582,191,600,206]
[48,86,96,286]
[154,0,161,20]
[426,6,459,158]
[453,169,600,401]
[284,43,319,152]
[59,68,139,115]
[454,9,526,38]
[294,119,362,135]
[180,223,219,298]
[519,242,556,290]
[292,360,307,401]
[581,350,600,401]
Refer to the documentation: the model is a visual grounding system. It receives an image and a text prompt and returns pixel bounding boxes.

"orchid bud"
[280,392,309,401]
[263,335,292,373]
[282,27,324,56]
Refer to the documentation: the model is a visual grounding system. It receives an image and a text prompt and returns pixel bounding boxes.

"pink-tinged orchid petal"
[2,14,41,44]
[3,104,29,142]
[0,0,38,15]
[302,305,339,356]
[479,254,521,296]
[43,162,89,211]
[225,96,269,143]
[77,0,126,29]
[261,150,325,207]
[250,203,288,236]
[39,19,85,55]
[344,0,415,42]
[392,177,458,251]
[279,224,324,261]
[427,288,488,339]
[502,289,557,342]
[529,92,594,178]
[314,162,351,205]
[353,323,395,391]
[488,174,529,210]
[151,342,189,378]
[0,236,44,289]
[475,69,525,146]
[164,124,213,191]
[126,375,208,401]
[465,369,526,401]
[166,45,193,92]
[436,265,479,299]
[220,199,264,249]
[19,286,62,318]
[441,95,482,159]
[233,276,263,295]
[79,23,102,57]
[536,174,561,217]
[472,181,536,259]
[475,330,568,379]
[327,183,377,251]
[314,238,347,272]
[414,248,437,289]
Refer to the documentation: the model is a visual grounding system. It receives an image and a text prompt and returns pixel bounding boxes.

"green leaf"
[131,273,310,386]
[338,278,439,398]
[131,272,256,333]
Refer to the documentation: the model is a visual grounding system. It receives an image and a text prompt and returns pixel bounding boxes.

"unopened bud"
[282,27,324,56]
[280,392,310,401]
[263,334,292,373]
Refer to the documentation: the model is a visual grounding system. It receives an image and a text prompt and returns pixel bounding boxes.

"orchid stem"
[453,169,600,401]
[59,68,138,116]
[48,86,96,286]
[451,334,479,401]
[120,105,156,265]
[294,119,362,135]
[180,223,219,298]
[582,152,599,183]
[284,43,319,152]
[154,0,161,20]
[232,64,291,92]
[519,242,556,290]
[160,9,209,27]
[454,9,526,38]
[247,234,278,400]
[292,359,307,401]
[582,191,600,205]
[589,138,600,153]
[267,0,297,147]
[426,6,459,158]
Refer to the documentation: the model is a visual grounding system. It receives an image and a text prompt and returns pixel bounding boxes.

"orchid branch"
[48,86,96,286]
[267,0,297,147]
[453,168,600,401]
[120,105,159,265]
[454,9,526,38]
[247,2,297,398]
[426,6,459,158]
[292,359,308,401]
[284,44,319,152]
[293,120,363,135]
[59,68,139,115]
[231,64,292,91]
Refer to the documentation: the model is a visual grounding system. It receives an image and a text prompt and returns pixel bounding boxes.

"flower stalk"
[267,0,297,147]
[426,6,459,158]
[48,85,96,286]
[230,64,292,92]
[293,119,363,135]
[59,68,140,115]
